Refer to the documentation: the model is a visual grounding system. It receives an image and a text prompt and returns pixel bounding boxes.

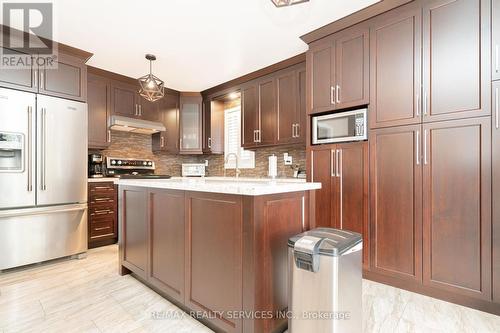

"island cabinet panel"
[422,117,491,300]
[120,187,149,279]
[369,5,422,129]
[185,192,243,333]
[369,125,422,282]
[242,191,307,333]
[422,0,490,123]
[148,189,185,304]
[493,81,500,304]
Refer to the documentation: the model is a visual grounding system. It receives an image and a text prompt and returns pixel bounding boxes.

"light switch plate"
[284,153,292,165]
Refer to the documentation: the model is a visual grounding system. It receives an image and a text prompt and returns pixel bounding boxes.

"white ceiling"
[15,0,378,91]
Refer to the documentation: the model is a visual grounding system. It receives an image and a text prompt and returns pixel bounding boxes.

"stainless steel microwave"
[312,108,367,144]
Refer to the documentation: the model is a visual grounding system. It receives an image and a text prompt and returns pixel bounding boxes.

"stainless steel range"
[105,157,171,179]
[0,88,88,270]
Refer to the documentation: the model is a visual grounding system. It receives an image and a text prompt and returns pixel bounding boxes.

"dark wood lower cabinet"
[422,117,491,300]
[119,186,309,332]
[493,81,500,304]
[309,142,369,269]
[369,125,422,282]
[88,182,117,248]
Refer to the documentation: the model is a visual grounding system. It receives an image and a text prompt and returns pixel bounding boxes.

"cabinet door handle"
[424,129,428,165]
[134,104,137,116]
[331,149,336,177]
[336,85,340,104]
[423,93,428,115]
[41,108,47,191]
[331,86,335,105]
[27,106,33,191]
[33,69,38,88]
[296,123,300,137]
[496,45,499,73]
[107,130,111,143]
[311,151,314,181]
[338,148,343,229]
[335,149,342,177]
[208,137,212,148]
[292,124,296,138]
[160,136,165,147]
[253,130,257,143]
[416,130,420,165]
[496,87,499,129]
[416,94,420,117]
[40,71,44,90]
[139,105,142,116]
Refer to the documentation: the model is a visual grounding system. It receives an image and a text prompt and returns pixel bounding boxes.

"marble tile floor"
[0,245,498,333]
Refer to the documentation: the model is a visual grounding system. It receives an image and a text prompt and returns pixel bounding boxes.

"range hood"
[109,115,166,134]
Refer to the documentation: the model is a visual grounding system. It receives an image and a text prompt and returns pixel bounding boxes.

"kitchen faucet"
[224,153,241,178]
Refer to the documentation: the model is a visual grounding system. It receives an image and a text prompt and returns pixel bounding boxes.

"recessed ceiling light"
[271,0,309,7]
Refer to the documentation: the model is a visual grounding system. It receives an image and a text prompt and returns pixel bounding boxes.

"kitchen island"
[117,178,320,333]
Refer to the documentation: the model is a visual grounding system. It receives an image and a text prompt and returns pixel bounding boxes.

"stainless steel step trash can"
[288,228,362,333]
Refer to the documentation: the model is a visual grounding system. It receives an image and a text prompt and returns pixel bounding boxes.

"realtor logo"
[1,2,57,69]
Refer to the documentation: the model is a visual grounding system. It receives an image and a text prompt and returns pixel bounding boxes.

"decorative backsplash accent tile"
[93,131,306,178]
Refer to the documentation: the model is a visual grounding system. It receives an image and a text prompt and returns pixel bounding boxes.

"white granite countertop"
[116,177,321,196]
[88,177,118,183]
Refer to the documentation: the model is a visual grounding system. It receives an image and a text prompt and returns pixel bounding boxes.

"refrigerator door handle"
[41,108,47,191]
[27,106,33,192]
[0,203,87,218]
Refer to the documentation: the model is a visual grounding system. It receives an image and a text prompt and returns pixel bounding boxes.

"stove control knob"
[148,161,153,166]
[117,160,122,165]
[111,160,116,165]
[143,161,147,166]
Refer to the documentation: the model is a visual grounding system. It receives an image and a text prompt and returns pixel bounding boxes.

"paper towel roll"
[268,154,277,178]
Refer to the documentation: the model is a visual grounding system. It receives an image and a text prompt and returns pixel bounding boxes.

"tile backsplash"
[94,131,306,178]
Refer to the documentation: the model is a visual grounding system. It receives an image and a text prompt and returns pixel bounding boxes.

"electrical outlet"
[283,153,293,166]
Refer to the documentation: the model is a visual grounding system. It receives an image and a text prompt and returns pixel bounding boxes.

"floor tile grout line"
[393,297,409,331]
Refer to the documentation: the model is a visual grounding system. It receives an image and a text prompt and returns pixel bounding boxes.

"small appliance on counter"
[106,156,171,179]
[88,153,104,178]
[268,154,278,179]
[182,163,206,177]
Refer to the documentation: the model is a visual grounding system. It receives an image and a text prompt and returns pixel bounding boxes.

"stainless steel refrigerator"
[0,88,88,270]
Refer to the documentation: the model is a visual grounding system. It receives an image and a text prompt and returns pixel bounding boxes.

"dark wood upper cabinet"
[138,97,160,121]
[0,47,37,92]
[493,0,500,81]
[369,125,422,282]
[179,94,203,154]
[148,189,185,304]
[422,0,490,122]
[422,117,491,300]
[258,76,277,146]
[111,83,137,118]
[87,73,110,149]
[39,53,87,102]
[370,5,422,129]
[153,91,180,153]
[308,43,335,114]
[335,27,369,109]
[276,65,306,145]
[276,70,296,144]
[492,81,500,303]
[241,82,258,148]
[120,187,148,280]
[308,26,368,114]
[205,99,224,154]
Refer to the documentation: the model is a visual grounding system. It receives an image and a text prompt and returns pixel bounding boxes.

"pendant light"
[138,54,164,102]
[271,0,309,7]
